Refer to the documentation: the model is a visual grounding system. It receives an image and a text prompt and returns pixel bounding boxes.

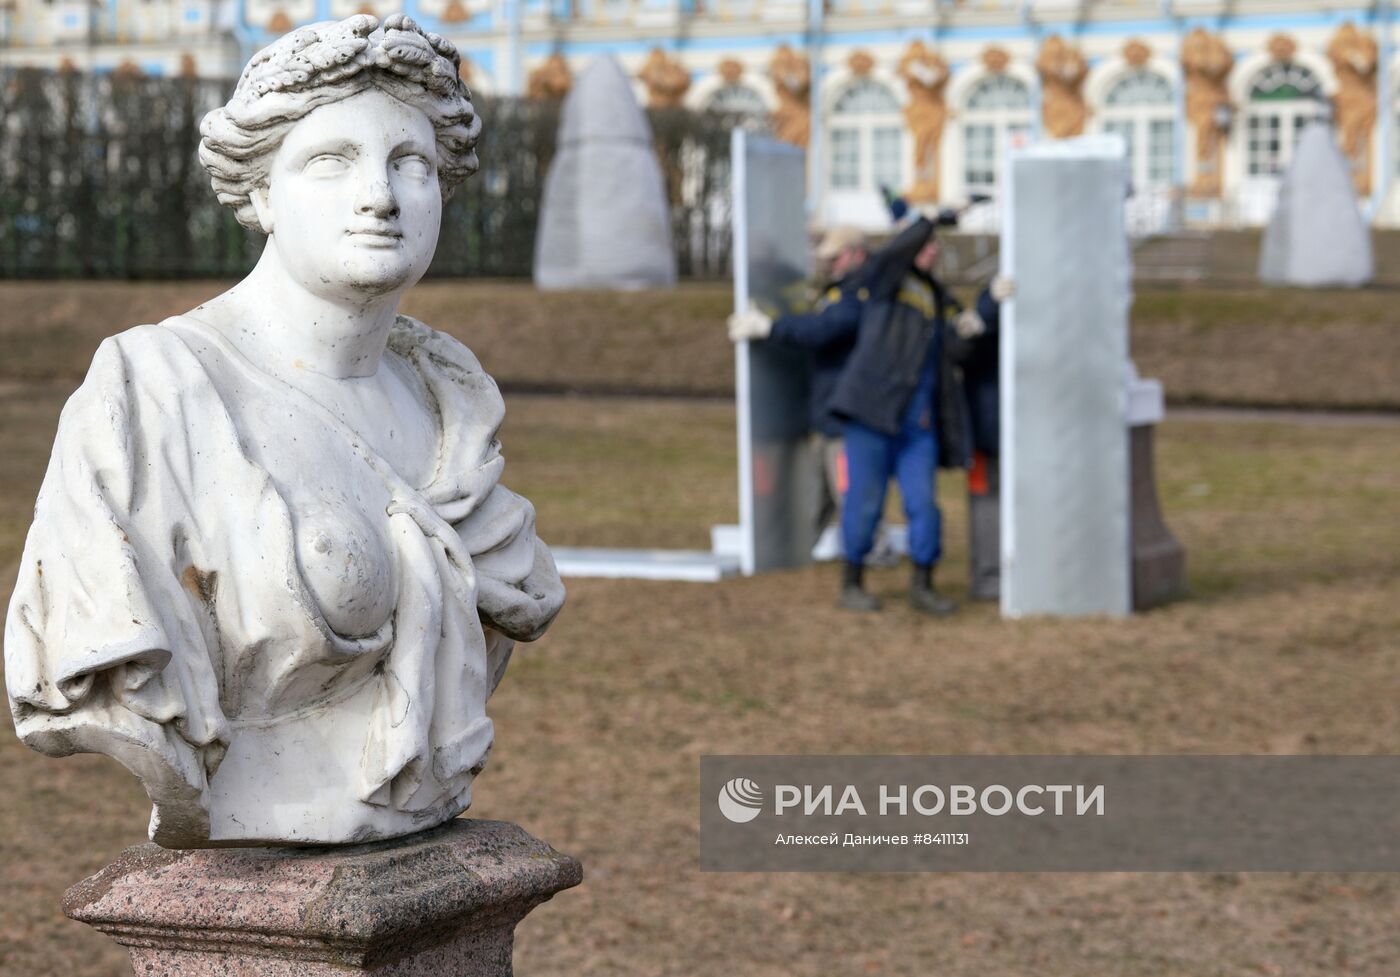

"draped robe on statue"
[4,314,564,847]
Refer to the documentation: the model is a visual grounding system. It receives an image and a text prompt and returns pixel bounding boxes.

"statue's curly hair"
[199,14,481,232]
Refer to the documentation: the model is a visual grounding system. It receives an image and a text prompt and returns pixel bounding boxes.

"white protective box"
[1000,136,1133,618]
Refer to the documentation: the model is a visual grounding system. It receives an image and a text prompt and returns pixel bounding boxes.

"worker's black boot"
[910,563,957,617]
[839,561,881,612]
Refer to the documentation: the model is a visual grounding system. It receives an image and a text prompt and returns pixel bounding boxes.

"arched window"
[827,78,905,194]
[1245,63,1324,176]
[961,74,1032,194]
[704,83,767,116]
[1100,70,1176,190]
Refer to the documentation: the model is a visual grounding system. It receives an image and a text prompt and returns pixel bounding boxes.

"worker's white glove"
[727,304,773,342]
[952,308,986,340]
[990,274,1015,303]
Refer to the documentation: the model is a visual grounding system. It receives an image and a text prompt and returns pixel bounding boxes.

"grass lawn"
[2,278,1399,409]
[1,383,1398,976]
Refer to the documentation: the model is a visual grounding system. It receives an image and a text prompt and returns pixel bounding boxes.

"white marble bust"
[4,15,564,848]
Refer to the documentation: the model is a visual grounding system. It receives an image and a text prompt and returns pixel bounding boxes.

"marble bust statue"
[3,14,564,848]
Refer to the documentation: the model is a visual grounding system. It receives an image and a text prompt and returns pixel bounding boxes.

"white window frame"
[1244,63,1324,178]
[826,77,907,201]
[960,73,1033,196]
[1098,69,1176,191]
[704,83,768,117]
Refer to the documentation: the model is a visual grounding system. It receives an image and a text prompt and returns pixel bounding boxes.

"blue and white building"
[2,0,1395,227]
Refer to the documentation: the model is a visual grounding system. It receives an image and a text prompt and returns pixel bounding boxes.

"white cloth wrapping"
[4,314,563,844]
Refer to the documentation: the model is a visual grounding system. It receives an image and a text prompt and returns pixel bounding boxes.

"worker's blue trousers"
[840,419,942,567]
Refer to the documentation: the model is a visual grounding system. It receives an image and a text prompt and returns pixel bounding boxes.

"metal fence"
[0,68,747,280]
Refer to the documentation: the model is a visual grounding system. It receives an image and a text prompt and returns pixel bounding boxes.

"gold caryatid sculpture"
[527,52,573,100]
[1037,35,1089,139]
[1182,27,1233,198]
[1328,22,1378,196]
[898,40,950,203]
[769,44,811,148]
[981,45,1011,75]
[638,47,691,108]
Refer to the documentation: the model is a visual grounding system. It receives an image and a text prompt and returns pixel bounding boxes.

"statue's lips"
[346,228,403,248]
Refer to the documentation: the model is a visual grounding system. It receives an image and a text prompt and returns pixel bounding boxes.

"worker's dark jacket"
[826,217,970,468]
[945,284,1001,456]
[768,276,865,438]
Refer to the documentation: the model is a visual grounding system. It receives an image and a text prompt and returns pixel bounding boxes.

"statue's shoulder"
[389,315,496,390]
[80,318,210,392]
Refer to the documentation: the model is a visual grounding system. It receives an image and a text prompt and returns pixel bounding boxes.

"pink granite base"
[62,819,581,976]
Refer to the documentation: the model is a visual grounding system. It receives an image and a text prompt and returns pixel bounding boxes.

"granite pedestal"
[63,819,581,976]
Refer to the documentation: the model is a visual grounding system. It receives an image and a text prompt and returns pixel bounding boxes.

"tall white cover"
[1258,125,1373,288]
[533,56,677,290]
[1001,136,1133,618]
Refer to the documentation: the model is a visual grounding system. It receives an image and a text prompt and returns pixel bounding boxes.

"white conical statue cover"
[1259,124,1373,287]
[533,56,678,290]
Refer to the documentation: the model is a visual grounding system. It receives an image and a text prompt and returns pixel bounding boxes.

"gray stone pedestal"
[1130,423,1187,611]
[63,819,581,976]
[968,453,1001,602]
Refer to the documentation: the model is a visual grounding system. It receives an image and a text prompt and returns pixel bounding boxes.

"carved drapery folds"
[1037,36,1089,139]
[638,48,691,108]
[1328,22,1378,195]
[527,53,572,100]
[898,41,950,203]
[769,44,811,148]
[1182,27,1233,198]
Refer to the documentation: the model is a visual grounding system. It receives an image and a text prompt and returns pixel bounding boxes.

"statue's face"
[259,87,442,300]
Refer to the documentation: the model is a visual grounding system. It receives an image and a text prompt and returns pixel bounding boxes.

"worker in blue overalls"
[825,214,969,615]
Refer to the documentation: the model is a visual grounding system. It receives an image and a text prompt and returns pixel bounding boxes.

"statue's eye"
[394,155,432,181]
[303,154,350,177]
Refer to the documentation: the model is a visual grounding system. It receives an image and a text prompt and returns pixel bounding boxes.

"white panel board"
[551,547,740,582]
[731,129,815,574]
[1001,136,1133,618]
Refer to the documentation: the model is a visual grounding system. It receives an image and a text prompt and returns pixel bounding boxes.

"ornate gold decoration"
[1182,27,1233,198]
[769,44,812,148]
[848,50,875,77]
[178,53,198,79]
[267,10,293,32]
[898,41,949,203]
[112,60,145,80]
[458,55,474,86]
[442,0,470,23]
[718,58,744,84]
[981,46,1010,74]
[638,48,691,108]
[1328,22,1378,195]
[1123,39,1152,68]
[1267,33,1297,64]
[526,53,572,100]
[1036,36,1089,139]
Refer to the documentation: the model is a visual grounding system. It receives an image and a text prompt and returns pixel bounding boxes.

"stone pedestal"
[63,819,581,976]
[1130,423,1187,611]
[967,452,1001,602]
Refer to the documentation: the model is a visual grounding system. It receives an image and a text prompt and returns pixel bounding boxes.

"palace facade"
[1,0,1393,228]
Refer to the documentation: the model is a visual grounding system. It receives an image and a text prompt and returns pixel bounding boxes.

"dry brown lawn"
[3,278,1399,409]
[2,381,1398,976]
